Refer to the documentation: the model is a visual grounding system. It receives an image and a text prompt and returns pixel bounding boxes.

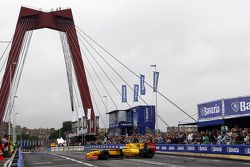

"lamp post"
[8,62,17,136]
[13,95,18,144]
[150,64,158,134]
[103,96,108,133]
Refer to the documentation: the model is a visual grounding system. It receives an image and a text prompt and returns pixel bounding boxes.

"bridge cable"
[72,26,149,105]
[75,36,120,110]
[75,26,197,122]
[59,31,75,112]
[61,23,111,127]
[3,18,34,122]
[84,62,109,128]
[1,18,31,122]
[63,23,121,110]
[76,35,131,108]
[58,20,94,126]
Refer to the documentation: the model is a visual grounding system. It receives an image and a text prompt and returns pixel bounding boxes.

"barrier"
[18,148,23,167]
[84,144,250,156]
[50,144,250,156]
[50,146,85,152]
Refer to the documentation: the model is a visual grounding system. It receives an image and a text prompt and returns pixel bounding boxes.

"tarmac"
[157,151,250,161]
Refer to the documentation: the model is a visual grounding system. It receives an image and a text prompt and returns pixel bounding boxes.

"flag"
[122,85,127,103]
[134,84,139,102]
[153,71,159,92]
[140,74,146,95]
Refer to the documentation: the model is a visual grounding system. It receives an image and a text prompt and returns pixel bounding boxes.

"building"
[108,105,155,136]
[67,116,100,145]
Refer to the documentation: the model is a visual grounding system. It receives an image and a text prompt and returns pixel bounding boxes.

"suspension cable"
[76,38,119,109]
[76,33,130,108]
[75,26,197,122]
[62,23,121,110]
[73,26,149,105]
[3,17,34,122]
[57,19,93,119]
[0,18,30,122]
[59,31,75,111]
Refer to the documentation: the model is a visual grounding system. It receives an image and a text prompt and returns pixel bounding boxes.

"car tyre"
[99,150,109,160]
[140,148,154,158]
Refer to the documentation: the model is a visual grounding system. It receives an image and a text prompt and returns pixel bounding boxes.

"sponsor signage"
[85,144,250,156]
[224,96,250,117]
[198,100,222,119]
[119,121,133,127]
[109,123,119,128]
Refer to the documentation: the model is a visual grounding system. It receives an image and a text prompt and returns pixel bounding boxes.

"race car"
[85,142,156,160]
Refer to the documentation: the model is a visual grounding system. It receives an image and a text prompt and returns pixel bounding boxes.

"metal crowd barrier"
[50,146,85,152]
[3,148,23,167]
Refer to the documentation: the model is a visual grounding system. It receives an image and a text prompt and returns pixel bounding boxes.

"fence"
[50,146,85,152]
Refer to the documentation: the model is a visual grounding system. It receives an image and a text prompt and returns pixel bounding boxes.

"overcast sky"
[1,0,250,130]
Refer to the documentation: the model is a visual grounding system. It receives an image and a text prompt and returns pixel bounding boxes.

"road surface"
[23,151,250,167]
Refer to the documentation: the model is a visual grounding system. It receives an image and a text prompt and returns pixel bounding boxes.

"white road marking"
[211,159,221,162]
[187,157,196,160]
[126,159,186,167]
[32,162,53,165]
[242,163,250,166]
[49,153,97,167]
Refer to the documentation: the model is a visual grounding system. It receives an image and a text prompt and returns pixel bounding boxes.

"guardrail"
[4,148,23,167]
[84,144,250,156]
[50,146,85,152]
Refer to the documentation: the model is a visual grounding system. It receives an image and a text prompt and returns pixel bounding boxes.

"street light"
[13,95,18,144]
[150,64,158,134]
[8,62,17,136]
[103,96,108,133]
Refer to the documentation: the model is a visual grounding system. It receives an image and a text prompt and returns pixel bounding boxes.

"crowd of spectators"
[98,127,250,145]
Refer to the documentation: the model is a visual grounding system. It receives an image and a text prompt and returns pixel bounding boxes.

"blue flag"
[122,85,127,103]
[153,72,159,92]
[134,84,139,102]
[140,74,146,95]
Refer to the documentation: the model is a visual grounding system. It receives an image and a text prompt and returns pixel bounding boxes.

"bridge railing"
[4,148,23,167]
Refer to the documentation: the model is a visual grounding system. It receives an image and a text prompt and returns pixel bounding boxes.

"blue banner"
[122,85,127,103]
[134,84,139,102]
[224,96,250,117]
[153,72,159,92]
[198,100,222,119]
[85,144,250,156]
[140,74,146,95]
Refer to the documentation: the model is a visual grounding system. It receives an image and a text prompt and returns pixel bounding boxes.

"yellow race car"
[85,142,156,160]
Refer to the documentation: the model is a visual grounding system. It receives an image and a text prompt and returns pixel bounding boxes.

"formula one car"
[85,142,156,160]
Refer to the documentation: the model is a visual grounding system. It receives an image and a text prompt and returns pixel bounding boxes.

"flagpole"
[151,64,158,134]
[103,96,108,133]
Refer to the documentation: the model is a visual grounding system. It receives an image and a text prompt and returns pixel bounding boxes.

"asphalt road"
[23,151,250,167]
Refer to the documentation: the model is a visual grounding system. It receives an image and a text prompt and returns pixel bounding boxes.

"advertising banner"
[198,100,222,120]
[153,72,159,92]
[134,84,139,102]
[224,96,250,117]
[85,144,250,156]
[122,85,127,103]
[140,74,146,95]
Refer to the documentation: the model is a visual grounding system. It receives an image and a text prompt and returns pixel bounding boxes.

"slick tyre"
[99,150,109,160]
[140,148,154,158]
[145,148,154,158]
